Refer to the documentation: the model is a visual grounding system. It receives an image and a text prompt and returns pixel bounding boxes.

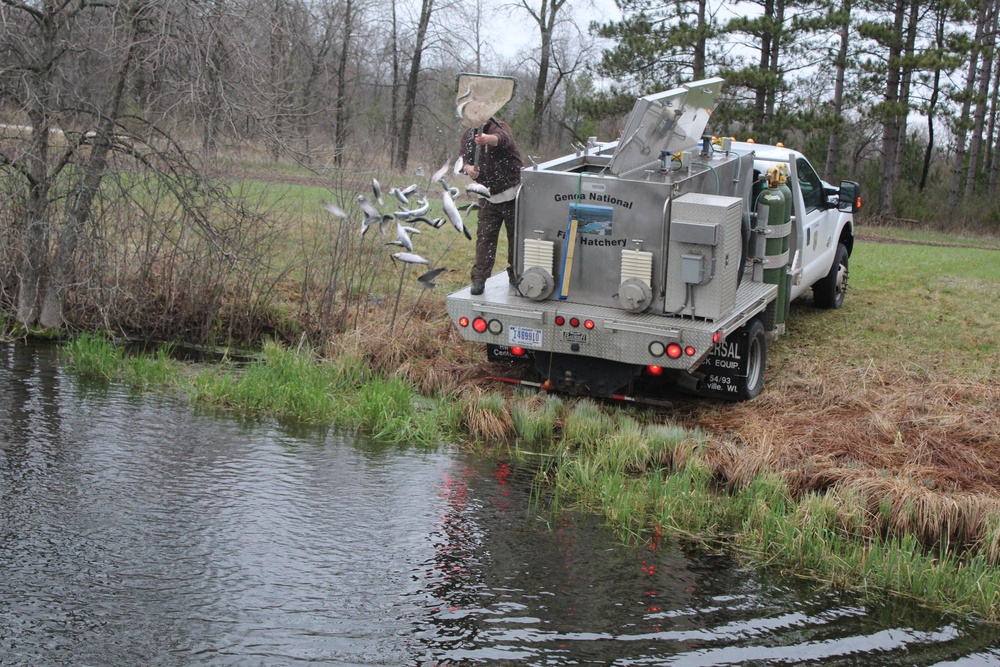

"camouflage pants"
[471,198,516,283]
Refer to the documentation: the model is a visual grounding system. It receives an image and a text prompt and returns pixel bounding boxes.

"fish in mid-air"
[321,201,347,218]
[372,178,383,205]
[417,266,447,289]
[391,252,430,265]
[442,189,472,240]
[466,183,490,198]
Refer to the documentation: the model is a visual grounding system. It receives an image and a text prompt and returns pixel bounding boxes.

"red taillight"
[472,317,488,333]
[511,346,526,356]
[713,330,722,344]
[569,317,580,328]
[555,315,565,326]
[646,365,663,376]
[666,343,682,359]
[459,317,470,327]
[685,346,696,356]
[584,319,595,330]
[855,197,862,209]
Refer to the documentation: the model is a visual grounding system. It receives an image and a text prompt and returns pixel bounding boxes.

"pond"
[1,342,998,666]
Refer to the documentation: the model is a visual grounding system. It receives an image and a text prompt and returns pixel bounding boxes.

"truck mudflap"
[688,318,767,401]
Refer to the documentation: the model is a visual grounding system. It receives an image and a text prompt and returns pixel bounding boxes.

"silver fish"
[391,252,430,265]
[466,182,491,198]
[457,202,481,213]
[321,200,347,218]
[448,186,460,198]
[372,178,383,205]
[453,155,465,175]
[417,266,447,289]
[457,85,472,102]
[400,183,419,196]
[357,195,381,220]
[389,187,409,206]
[442,189,472,240]
[430,161,450,185]
[395,197,429,218]
[395,222,414,252]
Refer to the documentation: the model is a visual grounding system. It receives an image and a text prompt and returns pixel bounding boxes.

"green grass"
[779,239,1000,381]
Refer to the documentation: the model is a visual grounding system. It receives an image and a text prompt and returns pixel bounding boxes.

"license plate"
[509,326,542,347]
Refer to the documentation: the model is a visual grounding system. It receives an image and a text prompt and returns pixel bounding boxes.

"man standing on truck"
[461,116,523,295]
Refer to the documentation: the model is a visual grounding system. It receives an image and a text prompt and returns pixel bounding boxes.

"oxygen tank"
[753,168,790,329]
[774,165,793,324]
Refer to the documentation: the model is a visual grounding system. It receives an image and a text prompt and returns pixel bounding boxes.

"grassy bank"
[61,227,1000,621]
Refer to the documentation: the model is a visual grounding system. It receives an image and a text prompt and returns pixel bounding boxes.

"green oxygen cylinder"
[774,165,793,325]
[753,169,788,330]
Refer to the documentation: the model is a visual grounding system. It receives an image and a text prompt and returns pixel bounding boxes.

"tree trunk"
[394,0,434,171]
[892,0,919,185]
[965,0,998,197]
[879,0,906,216]
[334,0,354,167]
[824,0,851,181]
[949,0,989,212]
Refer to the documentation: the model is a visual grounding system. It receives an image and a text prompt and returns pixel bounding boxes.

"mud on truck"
[445,78,861,402]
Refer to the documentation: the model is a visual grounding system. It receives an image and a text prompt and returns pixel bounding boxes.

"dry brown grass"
[689,354,1000,557]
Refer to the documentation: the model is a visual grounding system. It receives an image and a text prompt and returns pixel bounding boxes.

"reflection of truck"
[445,78,861,401]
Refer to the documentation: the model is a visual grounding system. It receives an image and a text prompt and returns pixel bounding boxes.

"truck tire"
[813,243,848,309]
[734,319,766,401]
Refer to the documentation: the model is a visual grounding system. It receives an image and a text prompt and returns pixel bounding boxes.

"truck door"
[795,157,834,284]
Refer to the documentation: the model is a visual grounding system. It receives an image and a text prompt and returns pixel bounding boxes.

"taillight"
[685,346,696,356]
[646,365,663,376]
[511,346,526,356]
[472,317,488,333]
[569,317,580,328]
[555,315,565,326]
[459,317,470,327]
[713,330,722,344]
[666,343,682,359]
[583,319,595,330]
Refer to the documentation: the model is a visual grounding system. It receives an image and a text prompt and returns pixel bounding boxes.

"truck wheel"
[813,243,848,309]
[735,319,766,401]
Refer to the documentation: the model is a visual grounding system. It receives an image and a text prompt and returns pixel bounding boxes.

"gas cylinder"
[774,165,793,324]
[753,168,789,329]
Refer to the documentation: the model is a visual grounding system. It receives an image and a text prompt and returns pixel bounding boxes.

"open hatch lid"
[607,77,724,178]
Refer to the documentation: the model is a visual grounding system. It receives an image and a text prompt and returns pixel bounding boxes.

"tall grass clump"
[191,341,342,422]
[561,399,615,450]
[63,334,178,388]
[64,333,124,381]
[511,394,564,447]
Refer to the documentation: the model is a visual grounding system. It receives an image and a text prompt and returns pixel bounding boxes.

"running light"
[584,319,595,330]
[666,343,683,359]
[459,317,470,327]
[685,346,696,356]
[646,365,663,376]
[569,317,580,328]
[555,315,565,326]
[472,317,488,333]
[713,330,722,344]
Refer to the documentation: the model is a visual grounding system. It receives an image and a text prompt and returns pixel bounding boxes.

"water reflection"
[0,342,998,666]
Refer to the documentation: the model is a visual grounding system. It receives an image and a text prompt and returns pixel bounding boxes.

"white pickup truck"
[446,79,861,401]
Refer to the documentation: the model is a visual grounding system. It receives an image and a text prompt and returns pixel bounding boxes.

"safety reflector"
[459,317,469,327]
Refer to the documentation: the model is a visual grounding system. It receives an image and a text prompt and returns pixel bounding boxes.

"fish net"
[456,73,517,127]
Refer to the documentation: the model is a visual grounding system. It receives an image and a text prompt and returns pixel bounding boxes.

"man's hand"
[474,133,499,147]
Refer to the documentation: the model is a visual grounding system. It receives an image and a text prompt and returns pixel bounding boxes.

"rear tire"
[814,243,848,309]
[734,319,766,401]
